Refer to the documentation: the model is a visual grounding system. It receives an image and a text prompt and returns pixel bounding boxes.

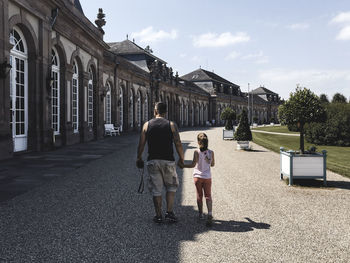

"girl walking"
[183,133,215,226]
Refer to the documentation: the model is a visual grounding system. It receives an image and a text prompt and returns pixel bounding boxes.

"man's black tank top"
[146,117,174,161]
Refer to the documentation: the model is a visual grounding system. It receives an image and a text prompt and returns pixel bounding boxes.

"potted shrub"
[234,109,252,149]
[253,116,258,127]
[278,87,327,186]
[221,107,236,140]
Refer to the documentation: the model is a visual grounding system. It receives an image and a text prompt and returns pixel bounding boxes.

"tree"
[332,93,347,104]
[319,94,329,104]
[234,109,252,141]
[278,87,325,153]
[220,107,236,130]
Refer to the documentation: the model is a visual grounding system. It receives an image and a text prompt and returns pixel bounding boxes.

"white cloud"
[287,23,310,30]
[330,12,350,24]
[330,12,350,41]
[242,51,269,64]
[226,51,240,60]
[192,32,250,48]
[336,25,350,40]
[180,53,187,58]
[131,26,177,43]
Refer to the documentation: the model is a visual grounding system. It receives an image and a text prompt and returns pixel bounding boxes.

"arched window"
[105,82,111,124]
[144,93,148,122]
[166,97,170,119]
[191,103,194,126]
[88,67,94,127]
[51,48,60,135]
[185,103,188,126]
[137,91,141,127]
[180,100,183,125]
[72,60,79,133]
[129,92,134,128]
[9,27,28,152]
[119,87,123,130]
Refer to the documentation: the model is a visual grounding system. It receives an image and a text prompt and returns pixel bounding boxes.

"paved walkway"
[0,127,349,262]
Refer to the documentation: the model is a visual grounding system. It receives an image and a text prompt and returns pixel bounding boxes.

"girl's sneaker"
[198,213,205,220]
[206,215,213,227]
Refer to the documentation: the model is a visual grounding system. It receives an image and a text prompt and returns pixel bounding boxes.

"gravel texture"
[0,127,349,262]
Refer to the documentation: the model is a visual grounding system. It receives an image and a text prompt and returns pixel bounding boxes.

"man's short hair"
[155,102,167,115]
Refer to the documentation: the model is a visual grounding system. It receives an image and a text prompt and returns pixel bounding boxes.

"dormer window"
[192,74,199,79]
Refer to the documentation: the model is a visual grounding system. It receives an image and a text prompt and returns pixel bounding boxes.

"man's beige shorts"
[146,160,179,196]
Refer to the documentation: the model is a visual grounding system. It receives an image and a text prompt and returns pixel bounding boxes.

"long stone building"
[0,0,280,160]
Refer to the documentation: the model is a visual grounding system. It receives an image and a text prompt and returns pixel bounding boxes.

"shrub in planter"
[278,87,325,153]
[253,116,258,124]
[220,107,236,130]
[234,109,252,141]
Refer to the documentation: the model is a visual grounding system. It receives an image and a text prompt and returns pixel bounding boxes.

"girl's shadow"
[210,217,271,232]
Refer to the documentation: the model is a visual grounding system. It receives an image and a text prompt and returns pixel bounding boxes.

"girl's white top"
[193,149,212,179]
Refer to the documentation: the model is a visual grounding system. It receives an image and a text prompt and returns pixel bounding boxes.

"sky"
[81,0,350,100]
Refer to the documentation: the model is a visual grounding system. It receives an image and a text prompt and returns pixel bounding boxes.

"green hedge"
[305,103,350,146]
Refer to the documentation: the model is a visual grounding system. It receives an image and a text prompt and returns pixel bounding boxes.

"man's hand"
[136,158,144,169]
[177,159,184,169]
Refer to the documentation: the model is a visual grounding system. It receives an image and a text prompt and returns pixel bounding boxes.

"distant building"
[0,0,280,160]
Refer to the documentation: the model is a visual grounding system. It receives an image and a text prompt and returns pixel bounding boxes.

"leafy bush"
[332,93,347,104]
[305,103,350,146]
[234,109,252,141]
[220,107,236,130]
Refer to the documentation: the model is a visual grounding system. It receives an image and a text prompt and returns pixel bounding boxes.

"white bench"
[104,124,120,136]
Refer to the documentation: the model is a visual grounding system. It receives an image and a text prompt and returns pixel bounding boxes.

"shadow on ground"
[284,178,350,190]
[0,130,271,262]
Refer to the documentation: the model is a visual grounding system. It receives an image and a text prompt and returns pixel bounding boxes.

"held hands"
[177,159,184,169]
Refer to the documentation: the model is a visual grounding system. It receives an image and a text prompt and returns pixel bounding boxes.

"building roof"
[181,68,239,87]
[66,0,84,14]
[108,40,166,64]
[250,86,277,95]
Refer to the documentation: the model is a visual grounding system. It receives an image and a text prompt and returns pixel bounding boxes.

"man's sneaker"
[206,215,213,227]
[165,211,178,223]
[198,213,205,220]
[153,215,163,224]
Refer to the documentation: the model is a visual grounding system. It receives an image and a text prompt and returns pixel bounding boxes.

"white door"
[10,28,28,152]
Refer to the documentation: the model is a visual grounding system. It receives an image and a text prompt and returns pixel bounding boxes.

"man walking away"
[136,102,184,223]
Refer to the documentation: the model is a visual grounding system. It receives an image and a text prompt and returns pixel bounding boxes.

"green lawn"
[252,128,350,178]
[251,125,299,134]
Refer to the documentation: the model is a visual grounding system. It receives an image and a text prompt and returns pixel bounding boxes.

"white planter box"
[280,147,327,186]
[237,141,250,150]
[223,129,234,140]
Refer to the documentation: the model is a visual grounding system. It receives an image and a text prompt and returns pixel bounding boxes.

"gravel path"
[0,127,349,262]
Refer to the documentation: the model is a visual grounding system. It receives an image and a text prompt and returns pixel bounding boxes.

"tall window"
[51,48,60,135]
[144,93,148,122]
[119,87,123,130]
[9,27,28,152]
[185,103,188,126]
[105,82,111,124]
[72,60,79,133]
[129,92,133,128]
[191,103,194,126]
[166,97,170,119]
[88,67,94,128]
[180,101,183,125]
[137,91,141,127]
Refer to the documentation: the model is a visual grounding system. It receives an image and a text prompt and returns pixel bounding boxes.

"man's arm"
[170,122,184,165]
[183,151,198,168]
[137,122,148,162]
[210,151,215,167]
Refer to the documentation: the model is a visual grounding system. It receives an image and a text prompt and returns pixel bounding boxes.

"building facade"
[0,0,280,160]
